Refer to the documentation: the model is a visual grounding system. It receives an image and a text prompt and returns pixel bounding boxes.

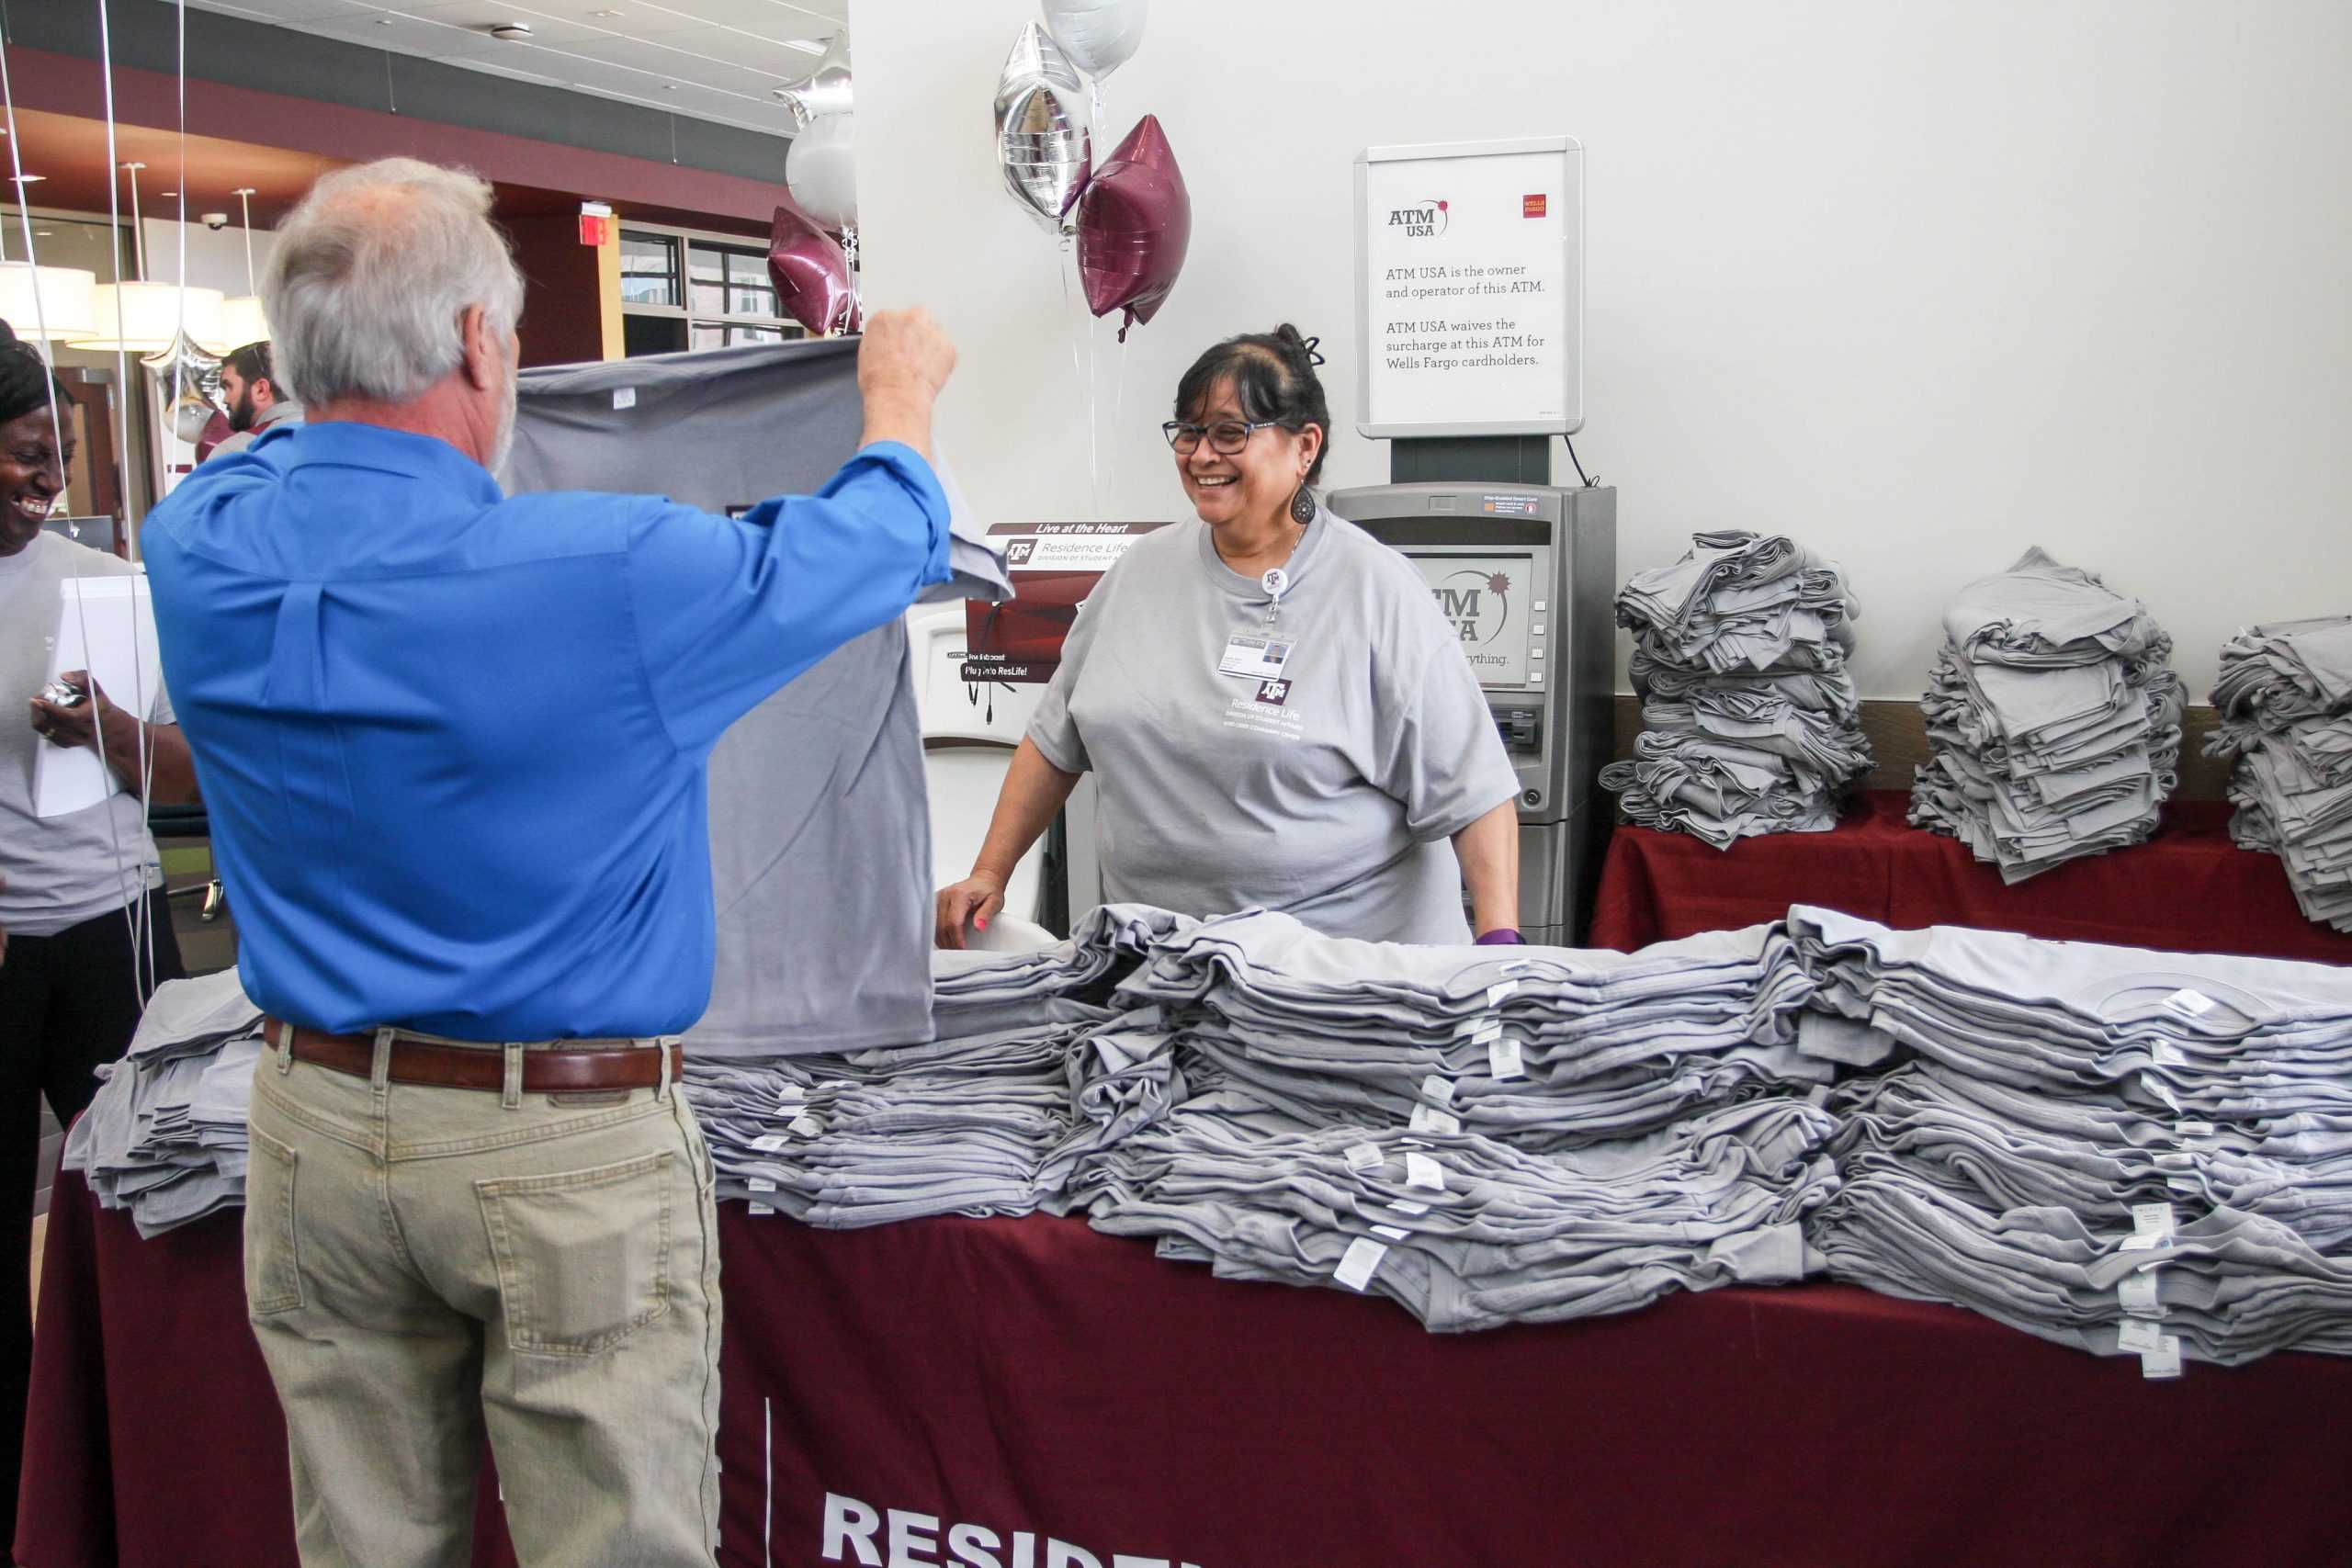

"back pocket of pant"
[477,1151,673,1356]
[245,1124,306,1316]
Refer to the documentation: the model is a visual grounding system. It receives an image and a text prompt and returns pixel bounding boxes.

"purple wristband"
[1475,928,1524,946]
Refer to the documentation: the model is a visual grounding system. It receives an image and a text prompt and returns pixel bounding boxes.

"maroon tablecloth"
[23,1166,2352,1568]
[1591,790,2352,963]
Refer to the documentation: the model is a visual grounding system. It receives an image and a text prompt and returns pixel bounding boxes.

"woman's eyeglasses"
[1162,419,1285,456]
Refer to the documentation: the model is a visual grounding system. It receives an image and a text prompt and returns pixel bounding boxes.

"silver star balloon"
[994,21,1092,234]
[141,329,228,445]
[774,30,852,132]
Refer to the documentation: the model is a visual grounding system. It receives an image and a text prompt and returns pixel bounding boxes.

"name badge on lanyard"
[1218,634,1294,681]
[1217,566,1299,679]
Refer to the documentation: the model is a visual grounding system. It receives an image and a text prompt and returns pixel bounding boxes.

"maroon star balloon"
[1077,115,1191,342]
[766,201,859,336]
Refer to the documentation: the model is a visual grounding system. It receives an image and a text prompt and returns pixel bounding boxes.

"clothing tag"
[1420,1075,1456,1110]
[2117,1232,2162,1254]
[1488,1036,1526,1081]
[1485,980,1520,1008]
[2140,1335,2184,1381]
[2161,988,2217,1020]
[749,1201,775,1217]
[2132,1202,2177,1239]
[1399,1137,1430,1149]
[748,1177,776,1194]
[1216,634,1294,680]
[1371,1224,1409,1242]
[1333,1237,1388,1292]
[2117,1318,2165,1355]
[1387,1200,1431,1217]
[1405,1153,1447,1191]
[2165,1174,2201,1194]
[2118,1268,2164,1317]
[750,1134,790,1154]
[1453,1015,1486,1040]
[2151,1151,2196,1172]
[2150,1042,2189,1068]
[2176,1120,2216,1139]
[613,387,637,410]
[2142,1073,2182,1112]
[776,1087,807,1109]
[787,1112,823,1138]
[1500,959,1534,975]
[1343,1142,1384,1176]
[1408,1105,1460,1135]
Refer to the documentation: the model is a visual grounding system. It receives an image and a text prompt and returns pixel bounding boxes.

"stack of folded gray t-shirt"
[684,903,1193,1224]
[62,968,263,1238]
[1601,531,1872,848]
[2206,616,2352,931]
[1072,1089,1837,1333]
[1910,548,2186,881]
[1790,903,2352,1367]
[1112,908,1828,1151]
[1047,908,1843,1329]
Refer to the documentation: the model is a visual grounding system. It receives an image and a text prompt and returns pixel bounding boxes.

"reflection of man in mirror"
[206,341,304,461]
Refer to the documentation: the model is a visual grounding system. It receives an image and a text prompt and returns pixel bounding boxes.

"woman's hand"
[28,670,113,751]
[935,870,1008,952]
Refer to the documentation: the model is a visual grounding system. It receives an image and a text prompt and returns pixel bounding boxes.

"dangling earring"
[1290,483,1316,525]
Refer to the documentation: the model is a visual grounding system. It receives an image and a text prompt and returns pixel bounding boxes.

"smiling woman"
[0,339,200,1551]
[937,324,1527,952]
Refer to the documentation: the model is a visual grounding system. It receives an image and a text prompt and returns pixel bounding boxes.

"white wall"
[140,218,277,306]
[851,0,2352,698]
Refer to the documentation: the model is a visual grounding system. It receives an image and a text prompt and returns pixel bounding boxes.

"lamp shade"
[71,281,223,354]
[214,295,270,353]
[0,262,99,343]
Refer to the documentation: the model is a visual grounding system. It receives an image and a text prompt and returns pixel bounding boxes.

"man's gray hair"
[264,158,525,406]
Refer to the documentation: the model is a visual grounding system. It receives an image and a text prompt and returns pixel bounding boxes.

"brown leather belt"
[266,1020,680,1095]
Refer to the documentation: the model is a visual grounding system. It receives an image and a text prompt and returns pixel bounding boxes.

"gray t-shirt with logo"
[1029,509,1517,943]
[0,534,168,937]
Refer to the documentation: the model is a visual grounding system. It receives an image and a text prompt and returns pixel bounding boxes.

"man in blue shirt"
[141,157,958,1566]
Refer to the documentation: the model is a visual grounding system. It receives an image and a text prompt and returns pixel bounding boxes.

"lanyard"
[1261,567,1289,626]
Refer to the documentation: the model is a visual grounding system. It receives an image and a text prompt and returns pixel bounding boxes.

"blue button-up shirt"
[142,421,949,1040]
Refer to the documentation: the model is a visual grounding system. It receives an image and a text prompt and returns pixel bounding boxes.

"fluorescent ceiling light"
[71,282,224,354]
[0,262,99,342]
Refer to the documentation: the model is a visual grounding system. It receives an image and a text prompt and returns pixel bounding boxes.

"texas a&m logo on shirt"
[1253,678,1291,707]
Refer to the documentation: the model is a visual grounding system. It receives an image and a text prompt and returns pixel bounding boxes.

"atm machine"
[1329,480,1614,945]
[1333,133,1615,944]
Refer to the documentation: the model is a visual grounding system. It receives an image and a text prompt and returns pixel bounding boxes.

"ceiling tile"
[542,33,789,96]
[623,21,829,80]
[158,0,804,137]
[177,0,374,22]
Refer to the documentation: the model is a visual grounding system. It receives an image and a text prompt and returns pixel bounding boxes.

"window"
[620,233,681,308]
[619,224,808,358]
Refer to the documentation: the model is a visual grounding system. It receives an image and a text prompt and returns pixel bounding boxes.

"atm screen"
[1405,552,1535,687]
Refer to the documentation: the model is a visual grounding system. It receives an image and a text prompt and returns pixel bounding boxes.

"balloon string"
[1085,304,1100,517]
[1113,333,1129,502]
[1057,243,1091,515]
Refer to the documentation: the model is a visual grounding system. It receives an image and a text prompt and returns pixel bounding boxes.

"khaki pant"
[244,1033,722,1567]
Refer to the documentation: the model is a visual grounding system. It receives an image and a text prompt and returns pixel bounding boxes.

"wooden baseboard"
[1611,695,2233,802]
